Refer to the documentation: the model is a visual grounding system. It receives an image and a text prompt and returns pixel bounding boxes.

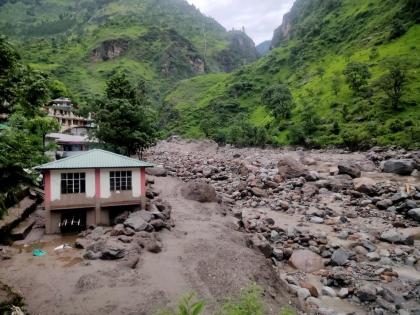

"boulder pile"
[75,179,173,264]
[145,138,420,314]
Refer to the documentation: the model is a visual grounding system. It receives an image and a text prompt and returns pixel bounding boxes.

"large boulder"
[288,249,324,272]
[380,229,414,245]
[408,208,420,222]
[146,167,167,177]
[124,212,152,232]
[100,240,126,260]
[331,248,352,266]
[246,233,273,258]
[356,285,377,302]
[353,177,377,195]
[181,180,217,202]
[277,156,307,179]
[338,163,361,178]
[381,159,416,175]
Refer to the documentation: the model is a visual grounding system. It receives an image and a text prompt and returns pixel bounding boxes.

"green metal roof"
[35,149,155,170]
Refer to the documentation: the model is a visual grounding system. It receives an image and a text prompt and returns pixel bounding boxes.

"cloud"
[186,0,295,44]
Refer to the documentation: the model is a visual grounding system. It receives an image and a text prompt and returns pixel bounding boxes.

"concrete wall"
[45,167,147,234]
[100,168,142,198]
[51,169,95,202]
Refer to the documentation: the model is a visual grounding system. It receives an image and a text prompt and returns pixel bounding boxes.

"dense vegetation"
[0,37,59,217]
[163,0,420,149]
[0,0,258,100]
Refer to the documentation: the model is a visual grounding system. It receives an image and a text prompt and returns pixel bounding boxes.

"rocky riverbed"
[145,137,420,315]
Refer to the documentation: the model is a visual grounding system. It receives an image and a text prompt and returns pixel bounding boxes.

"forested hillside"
[0,0,258,99]
[163,0,420,149]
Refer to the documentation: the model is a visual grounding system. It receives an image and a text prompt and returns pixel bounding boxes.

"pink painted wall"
[141,168,146,197]
[44,170,51,208]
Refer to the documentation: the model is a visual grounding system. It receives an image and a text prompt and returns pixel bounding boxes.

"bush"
[217,284,264,315]
[156,293,205,315]
[261,84,295,119]
[387,119,404,133]
[156,284,296,315]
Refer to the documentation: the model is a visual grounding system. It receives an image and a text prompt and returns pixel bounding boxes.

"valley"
[0,0,419,314]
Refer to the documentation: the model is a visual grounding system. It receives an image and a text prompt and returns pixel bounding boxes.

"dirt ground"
[0,176,291,315]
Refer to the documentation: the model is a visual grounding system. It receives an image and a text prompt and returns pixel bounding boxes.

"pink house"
[35,149,154,234]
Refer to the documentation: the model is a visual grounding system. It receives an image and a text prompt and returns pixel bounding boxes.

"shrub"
[156,293,205,315]
[217,284,264,315]
[261,84,295,119]
[343,61,371,94]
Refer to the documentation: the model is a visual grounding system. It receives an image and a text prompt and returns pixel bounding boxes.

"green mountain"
[0,0,258,98]
[163,0,420,149]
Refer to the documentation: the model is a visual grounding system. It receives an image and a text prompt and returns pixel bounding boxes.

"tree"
[95,73,157,157]
[378,60,407,110]
[316,66,325,79]
[0,38,59,217]
[25,116,60,151]
[331,71,341,96]
[343,61,371,94]
[261,84,295,119]
[389,19,406,40]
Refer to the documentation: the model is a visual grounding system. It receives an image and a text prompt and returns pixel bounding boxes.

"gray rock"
[146,167,167,177]
[101,240,126,260]
[124,212,151,232]
[322,286,336,297]
[250,187,267,198]
[247,234,272,258]
[110,224,126,236]
[408,208,420,222]
[310,216,324,224]
[90,226,105,240]
[338,163,361,178]
[306,297,323,309]
[367,252,381,261]
[380,229,414,245]
[356,285,377,302]
[361,240,377,252]
[331,248,351,266]
[277,155,307,179]
[377,199,393,210]
[181,180,217,202]
[381,159,416,175]
[83,250,102,260]
[75,238,91,249]
[270,230,280,242]
[337,288,349,298]
[305,171,319,181]
[289,249,325,272]
[272,248,284,261]
[353,177,377,195]
[297,288,311,301]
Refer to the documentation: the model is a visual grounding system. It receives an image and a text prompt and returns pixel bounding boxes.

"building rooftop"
[46,133,93,144]
[35,149,155,170]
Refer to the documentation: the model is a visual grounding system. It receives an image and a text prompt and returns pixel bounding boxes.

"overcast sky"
[186,0,295,45]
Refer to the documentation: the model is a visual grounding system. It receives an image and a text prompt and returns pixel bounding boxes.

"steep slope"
[256,40,271,57]
[163,0,420,149]
[0,0,258,98]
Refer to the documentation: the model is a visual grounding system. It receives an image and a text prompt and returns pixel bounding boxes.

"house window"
[61,173,86,194]
[110,171,132,191]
